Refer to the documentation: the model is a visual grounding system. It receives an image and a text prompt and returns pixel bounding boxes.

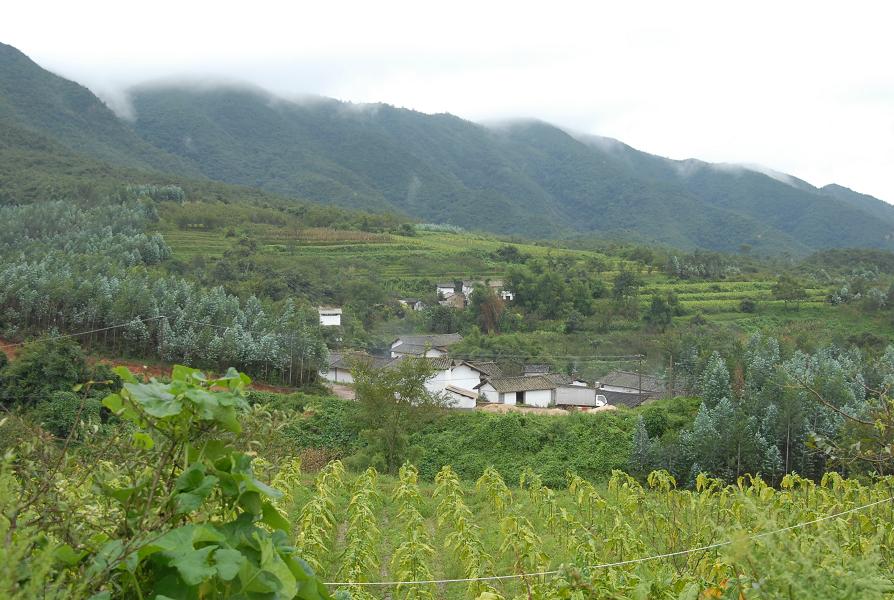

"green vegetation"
[4,41,894,253]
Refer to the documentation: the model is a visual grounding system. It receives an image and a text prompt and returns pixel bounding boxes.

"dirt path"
[329,383,355,400]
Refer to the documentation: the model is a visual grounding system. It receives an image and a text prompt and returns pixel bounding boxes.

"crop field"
[275,461,894,599]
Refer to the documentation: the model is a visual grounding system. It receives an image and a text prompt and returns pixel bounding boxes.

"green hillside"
[128,84,894,253]
[2,40,894,255]
[0,42,198,176]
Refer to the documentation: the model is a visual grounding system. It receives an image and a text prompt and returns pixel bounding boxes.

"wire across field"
[276,462,894,599]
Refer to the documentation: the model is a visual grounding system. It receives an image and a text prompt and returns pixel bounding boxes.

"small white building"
[384,356,498,408]
[318,307,342,327]
[436,283,457,298]
[444,385,477,409]
[398,298,425,311]
[500,290,515,302]
[321,351,390,384]
[475,375,556,408]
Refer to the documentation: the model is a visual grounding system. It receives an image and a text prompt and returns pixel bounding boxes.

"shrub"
[31,391,102,439]
[740,298,757,313]
[0,339,87,407]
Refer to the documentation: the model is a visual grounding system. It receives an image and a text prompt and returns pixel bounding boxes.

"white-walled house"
[321,351,390,384]
[436,283,457,298]
[476,374,598,408]
[475,376,556,408]
[390,333,463,358]
[318,307,342,327]
[398,298,425,311]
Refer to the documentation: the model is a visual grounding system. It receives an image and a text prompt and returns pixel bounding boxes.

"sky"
[3,0,893,201]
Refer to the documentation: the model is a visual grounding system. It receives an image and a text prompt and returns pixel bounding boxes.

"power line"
[324,495,894,588]
[0,316,168,349]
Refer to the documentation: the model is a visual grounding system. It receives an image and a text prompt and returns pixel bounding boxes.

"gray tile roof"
[600,370,666,394]
[601,389,653,408]
[392,333,463,355]
[477,375,556,393]
[445,385,478,399]
[544,373,573,385]
[463,361,503,377]
[524,364,551,374]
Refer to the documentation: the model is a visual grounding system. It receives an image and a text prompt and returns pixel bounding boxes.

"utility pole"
[638,354,643,399]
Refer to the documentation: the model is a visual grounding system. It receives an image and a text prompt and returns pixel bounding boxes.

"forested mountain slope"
[0,42,198,176]
[127,84,894,253]
[2,40,893,255]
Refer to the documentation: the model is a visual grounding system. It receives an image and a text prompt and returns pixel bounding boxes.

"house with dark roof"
[476,375,556,407]
[390,333,463,358]
[398,298,425,311]
[476,374,599,408]
[322,351,391,384]
[598,370,670,408]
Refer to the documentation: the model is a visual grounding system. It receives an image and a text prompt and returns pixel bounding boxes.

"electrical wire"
[0,316,168,349]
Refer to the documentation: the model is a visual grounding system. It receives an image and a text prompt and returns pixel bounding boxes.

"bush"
[31,391,102,439]
[740,298,757,313]
[0,338,87,407]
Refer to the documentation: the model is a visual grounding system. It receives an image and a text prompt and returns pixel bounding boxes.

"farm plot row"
[275,461,894,599]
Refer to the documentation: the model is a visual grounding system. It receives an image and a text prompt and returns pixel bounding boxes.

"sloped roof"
[445,385,478,399]
[392,334,463,355]
[524,364,551,374]
[329,351,391,370]
[544,373,574,386]
[385,355,454,371]
[462,361,503,377]
[601,389,653,408]
[600,370,665,393]
[477,375,556,393]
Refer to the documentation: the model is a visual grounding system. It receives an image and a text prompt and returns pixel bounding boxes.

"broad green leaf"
[124,382,182,418]
[172,364,202,382]
[213,548,246,581]
[261,501,291,531]
[53,544,87,566]
[171,544,217,586]
[173,463,219,514]
[677,583,700,600]
[132,431,155,450]
[258,533,298,598]
[113,365,138,383]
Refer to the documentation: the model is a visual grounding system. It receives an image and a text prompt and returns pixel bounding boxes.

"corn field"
[273,462,894,599]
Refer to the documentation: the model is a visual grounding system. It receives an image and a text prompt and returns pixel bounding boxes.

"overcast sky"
[3,1,893,201]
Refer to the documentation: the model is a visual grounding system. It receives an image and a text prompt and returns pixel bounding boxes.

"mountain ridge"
[2,40,892,255]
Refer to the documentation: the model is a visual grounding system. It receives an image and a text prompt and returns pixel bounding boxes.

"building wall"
[322,367,353,384]
[523,389,553,408]
[424,368,451,395]
[444,390,476,409]
[319,314,341,327]
[479,384,500,404]
[450,364,483,390]
[555,385,596,407]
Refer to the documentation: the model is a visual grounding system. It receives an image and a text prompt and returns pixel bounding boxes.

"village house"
[390,333,463,358]
[321,351,392,384]
[598,370,669,408]
[398,298,425,311]
[438,291,466,309]
[475,374,598,408]
[318,306,342,327]
[436,282,457,297]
